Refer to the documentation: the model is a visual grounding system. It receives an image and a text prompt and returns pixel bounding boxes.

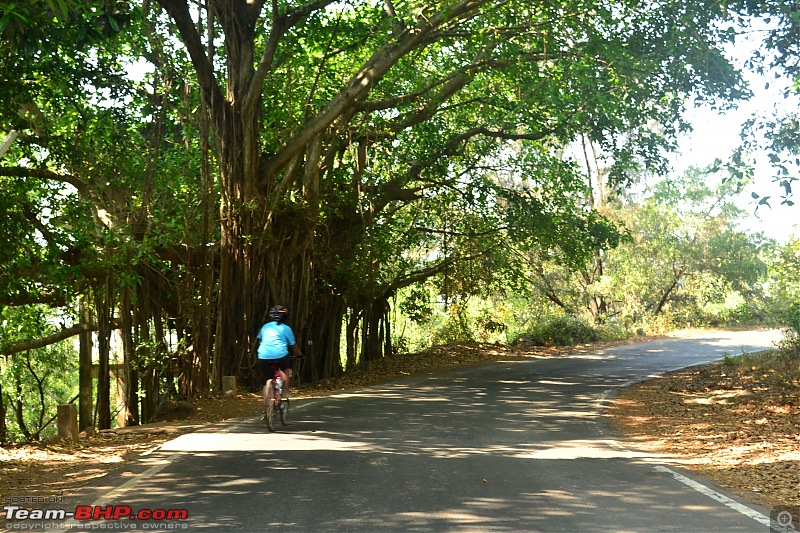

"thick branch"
[650,264,687,315]
[0,166,95,199]
[355,121,546,228]
[1,322,99,357]
[0,290,69,308]
[384,243,501,296]
[263,0,491,177]
[157,0,224,111]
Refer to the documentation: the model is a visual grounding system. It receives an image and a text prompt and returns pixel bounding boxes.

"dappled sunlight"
[526,408,599,419]
[10,331,788,533]
[682,389,756,405]
[286,478,736,532]
[564,352,619,360]
[201,477,262,488]
[48,331,789,532]
[395,509,500,525]
[331,390,405,399]
[405,396,453,402]
[158,431,372,452]
[512,439,661,461]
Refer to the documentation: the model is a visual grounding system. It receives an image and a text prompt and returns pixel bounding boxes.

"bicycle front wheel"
[279,399,290,426]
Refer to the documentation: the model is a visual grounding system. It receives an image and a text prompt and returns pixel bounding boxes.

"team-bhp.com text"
[5,505,188,521]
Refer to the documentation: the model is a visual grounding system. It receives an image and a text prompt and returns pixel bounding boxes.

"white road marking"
[654,465,792,532]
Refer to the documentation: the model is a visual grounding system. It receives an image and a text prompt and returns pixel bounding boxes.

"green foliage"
[721,351,740,367]
[398,285,433,325]
[737,0,800,206]
[702,292,768,326]
[393,290,530,352]
[1,306,78,443]
[767,237,800,309]
[598,166,770,325]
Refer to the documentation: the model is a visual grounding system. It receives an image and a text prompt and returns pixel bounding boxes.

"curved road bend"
[63,329,784,532]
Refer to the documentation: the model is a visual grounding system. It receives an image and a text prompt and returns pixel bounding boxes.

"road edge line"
[653,465,790,532]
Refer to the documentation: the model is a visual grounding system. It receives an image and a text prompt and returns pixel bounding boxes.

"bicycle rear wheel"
[264,383,276,431]
[279,399,290,426]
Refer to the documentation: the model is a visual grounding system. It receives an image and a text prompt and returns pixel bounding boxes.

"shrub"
[778,304,800,354]
[430,304,474,345]
[528,315,600,346]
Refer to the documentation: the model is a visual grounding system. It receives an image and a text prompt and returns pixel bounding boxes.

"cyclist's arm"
[289,344,303,358]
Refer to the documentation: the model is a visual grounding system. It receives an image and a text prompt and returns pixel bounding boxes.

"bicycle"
[263,356,300,431]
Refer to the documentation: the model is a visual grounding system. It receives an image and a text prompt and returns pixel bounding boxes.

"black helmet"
[270,305,289,323]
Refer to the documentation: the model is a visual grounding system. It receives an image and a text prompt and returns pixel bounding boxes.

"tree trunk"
[345,310,359,372]
[0,380,6,444]
[186,260,213,398]
[157,0,342,387]
[14,374,31,441]
[211,112,319,388]
[78,298,93,431]
[22,353,45,440]
[306,289,346,381]
[360,297,390,365]
[211,100,263,389]
[96,280,113,430]
[120,288,139,426]
[193,84,215,399]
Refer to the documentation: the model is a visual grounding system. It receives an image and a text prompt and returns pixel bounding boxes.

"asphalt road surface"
[58,329,790,532]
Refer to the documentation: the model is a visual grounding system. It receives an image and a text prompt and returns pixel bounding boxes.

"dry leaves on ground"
[608,350,800,515]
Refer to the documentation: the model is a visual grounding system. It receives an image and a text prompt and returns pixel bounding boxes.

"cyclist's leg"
[264,383,276,430]
[279,355,294,396]
[258,359,271,412]
[262,361,281,430]
[274,368,289,405]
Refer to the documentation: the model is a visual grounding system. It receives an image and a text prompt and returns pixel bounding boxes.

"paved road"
[62,329,786,531]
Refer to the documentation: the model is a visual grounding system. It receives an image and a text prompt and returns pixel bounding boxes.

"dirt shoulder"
[2,333,797,517]
[607,350,800,515]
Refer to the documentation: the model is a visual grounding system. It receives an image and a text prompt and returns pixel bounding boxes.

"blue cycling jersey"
[256,321,296,359]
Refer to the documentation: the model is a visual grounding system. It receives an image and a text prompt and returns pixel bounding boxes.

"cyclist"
[256,305,303,408]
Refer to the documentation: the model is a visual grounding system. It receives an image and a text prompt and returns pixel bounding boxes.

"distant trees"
[517,165,770,331]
